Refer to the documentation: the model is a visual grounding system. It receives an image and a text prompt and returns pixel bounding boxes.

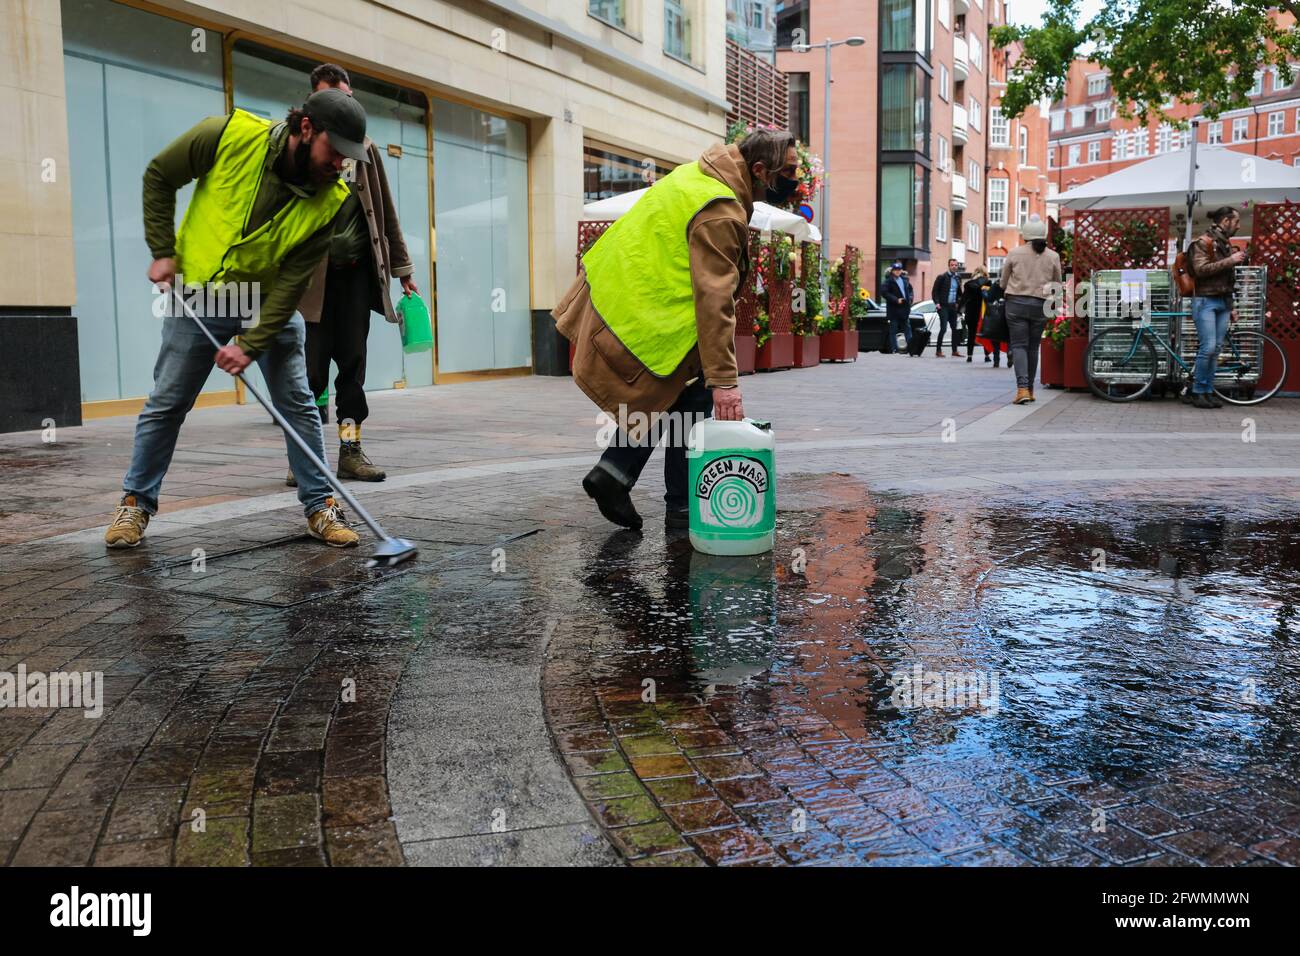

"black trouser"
[937,304,960,352]
[596,379,712,508]
[965,310,981,356]
[306,263,373,430]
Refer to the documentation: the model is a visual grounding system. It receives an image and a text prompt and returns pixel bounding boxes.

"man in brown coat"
[288,63,418,486]
[555,129,799,530]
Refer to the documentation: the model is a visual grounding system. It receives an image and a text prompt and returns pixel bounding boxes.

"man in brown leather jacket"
[555,129,798,531]
[1188,206,1247,409]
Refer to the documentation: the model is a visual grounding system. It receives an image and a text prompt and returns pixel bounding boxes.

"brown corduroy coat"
[554,143,754,433]
[298,137,414,327]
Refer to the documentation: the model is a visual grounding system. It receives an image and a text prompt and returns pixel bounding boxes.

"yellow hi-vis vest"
[582,160,738,376]
[175,109,349,289]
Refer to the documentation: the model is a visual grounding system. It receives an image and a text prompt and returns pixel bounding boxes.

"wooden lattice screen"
[736,230,762,336]
[725,40,789,130]
[1249,202,1300,342]
[1069,207,1170,338]
[839,245,860,330]
[765,236,793,335]
[576,220,612,269]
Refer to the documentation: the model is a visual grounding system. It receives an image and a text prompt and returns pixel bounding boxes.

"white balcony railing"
[950,172,968,210]
[952,103,969,144]
[952,35,970,82]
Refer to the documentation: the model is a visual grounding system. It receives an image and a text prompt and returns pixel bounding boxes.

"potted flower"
[755,233,795,371]
[819,245,859,362]
[1039,313,1068,388]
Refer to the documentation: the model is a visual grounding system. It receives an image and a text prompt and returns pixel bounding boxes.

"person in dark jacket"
[1187,206,1247,409]
[931,258,963,357]
[882,261,914,355]
[962,266,992,363]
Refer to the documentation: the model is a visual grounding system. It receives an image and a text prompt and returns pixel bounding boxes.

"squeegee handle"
[170,288,390,542]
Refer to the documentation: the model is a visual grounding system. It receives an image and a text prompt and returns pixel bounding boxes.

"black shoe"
[1181,390,1195,404]
[966,356,973,363]
[665,508,689,530]
[1208,394,1224,408]
[1192,394,1217,409]
[582,467,642,530]
[984,354,992,363]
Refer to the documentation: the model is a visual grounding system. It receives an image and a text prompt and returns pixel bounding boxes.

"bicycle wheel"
[1085,328,1158,402]
[1213,330,1288,405]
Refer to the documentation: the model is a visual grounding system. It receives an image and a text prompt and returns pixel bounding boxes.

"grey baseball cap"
[303,88,369,163]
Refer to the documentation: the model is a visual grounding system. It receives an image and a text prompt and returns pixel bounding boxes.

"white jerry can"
[686,418,776,555]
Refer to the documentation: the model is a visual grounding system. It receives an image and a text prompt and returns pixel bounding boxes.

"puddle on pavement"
[573,473,1300,789]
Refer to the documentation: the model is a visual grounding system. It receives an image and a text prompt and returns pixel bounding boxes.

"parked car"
[856,297,927,352]
[912,298,969,343]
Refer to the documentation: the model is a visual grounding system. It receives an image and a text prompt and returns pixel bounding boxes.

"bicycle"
[1084,310,1288,405]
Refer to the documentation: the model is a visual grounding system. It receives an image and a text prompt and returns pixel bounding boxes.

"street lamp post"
[794,36,866,311]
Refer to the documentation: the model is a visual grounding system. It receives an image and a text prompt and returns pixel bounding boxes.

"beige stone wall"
[168,0,729,308]
[0,0,75,307]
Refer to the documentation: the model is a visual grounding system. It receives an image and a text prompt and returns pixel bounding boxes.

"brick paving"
[1,353,1299,865]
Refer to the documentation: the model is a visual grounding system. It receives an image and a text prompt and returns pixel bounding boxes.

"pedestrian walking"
[288,64,418,486]
[931,258,963,357]
[997,215,1062,405]
[555,128,797,530]
[882,261,915,355]
[962,266,993,363]
[105,90,367,549]
[1186,206,1247,409]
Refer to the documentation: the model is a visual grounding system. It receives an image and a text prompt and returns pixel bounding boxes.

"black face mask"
[765,174,799,206]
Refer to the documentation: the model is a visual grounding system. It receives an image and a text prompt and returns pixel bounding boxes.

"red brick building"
[987,40,1050,275]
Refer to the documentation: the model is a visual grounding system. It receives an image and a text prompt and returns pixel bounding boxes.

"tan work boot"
[337,442,386,481]
[1013,387,1034,405]
[105,495,150,548]
[307,498,359,548]
[285,469,297,487]
[1027,387,1036,403]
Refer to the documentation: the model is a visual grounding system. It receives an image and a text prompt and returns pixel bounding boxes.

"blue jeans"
[122,310,333,517]
[937,304,959,352]
[1191,295,1232,394]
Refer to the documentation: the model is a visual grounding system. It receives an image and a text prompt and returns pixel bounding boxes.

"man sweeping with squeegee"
[103,89,416,568]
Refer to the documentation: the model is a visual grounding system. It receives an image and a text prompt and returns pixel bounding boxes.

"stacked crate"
[1089,270,1176,381]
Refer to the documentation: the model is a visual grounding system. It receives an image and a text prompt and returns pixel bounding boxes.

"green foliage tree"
[993,1,1300,123]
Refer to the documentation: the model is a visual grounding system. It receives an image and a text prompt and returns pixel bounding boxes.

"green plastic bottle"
[686,418,776,555]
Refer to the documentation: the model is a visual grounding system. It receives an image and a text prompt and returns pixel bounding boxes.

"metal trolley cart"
[1088,269,1177,386]
[1174,266,1267,388]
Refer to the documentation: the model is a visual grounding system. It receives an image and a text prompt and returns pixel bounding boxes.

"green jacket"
[143,114,342,355]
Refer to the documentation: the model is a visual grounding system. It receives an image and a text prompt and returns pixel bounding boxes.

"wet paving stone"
[542,480,1300,865]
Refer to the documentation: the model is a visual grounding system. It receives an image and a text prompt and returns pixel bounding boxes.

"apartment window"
[1018,196,1030,227]
[882,0,932,58]
[1095,101,1112,123]
[589,0,631,31]
[1068,143,1080,166]
[938,0,951,29]
[1134,130,1150,155]
[1114,130,1129,160]
[1050,111,1065,132]
[939,63,950,102]
[968,159,981,191]
[881,163,929,247]
[1233,116,1249,142]
[990,106,1009,147]
[936,205,948,242]
[1018,125,1029,165]
[1071,106,1086,128]
[1249,71,1263,96]
[1047,147,1055,168]
[1207,121,1222,145]
[1269,111,1285,137]
[1156,123,1172,153]
[788,73,810,143]
[937,133,950,173]
[987,255,1005,275]
[967,221,980,252]
[988,177,1008,225]
[1296,108,1300,133]
[585,141,674,202]
[1294,156,1300,167]
[970,34,982,71]
[1087,73,1107,96]
[664,0,694,62]
[882,63,930,152]
[969,97,981,132]
[1088,139,1101,162]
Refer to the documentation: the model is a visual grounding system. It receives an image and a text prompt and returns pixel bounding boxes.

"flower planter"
[756,332,795,371]
[1039,339,1065,388]
[736,334,756,376]
[819,328,857,362]
[794,334,820,367]
[1064,337,1089,390]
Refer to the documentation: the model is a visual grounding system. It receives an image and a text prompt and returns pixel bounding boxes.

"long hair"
[1031,238,1047,254]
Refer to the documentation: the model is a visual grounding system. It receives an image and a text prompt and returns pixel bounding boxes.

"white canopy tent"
[1054,144,1300,242]
[583,187,822,244]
